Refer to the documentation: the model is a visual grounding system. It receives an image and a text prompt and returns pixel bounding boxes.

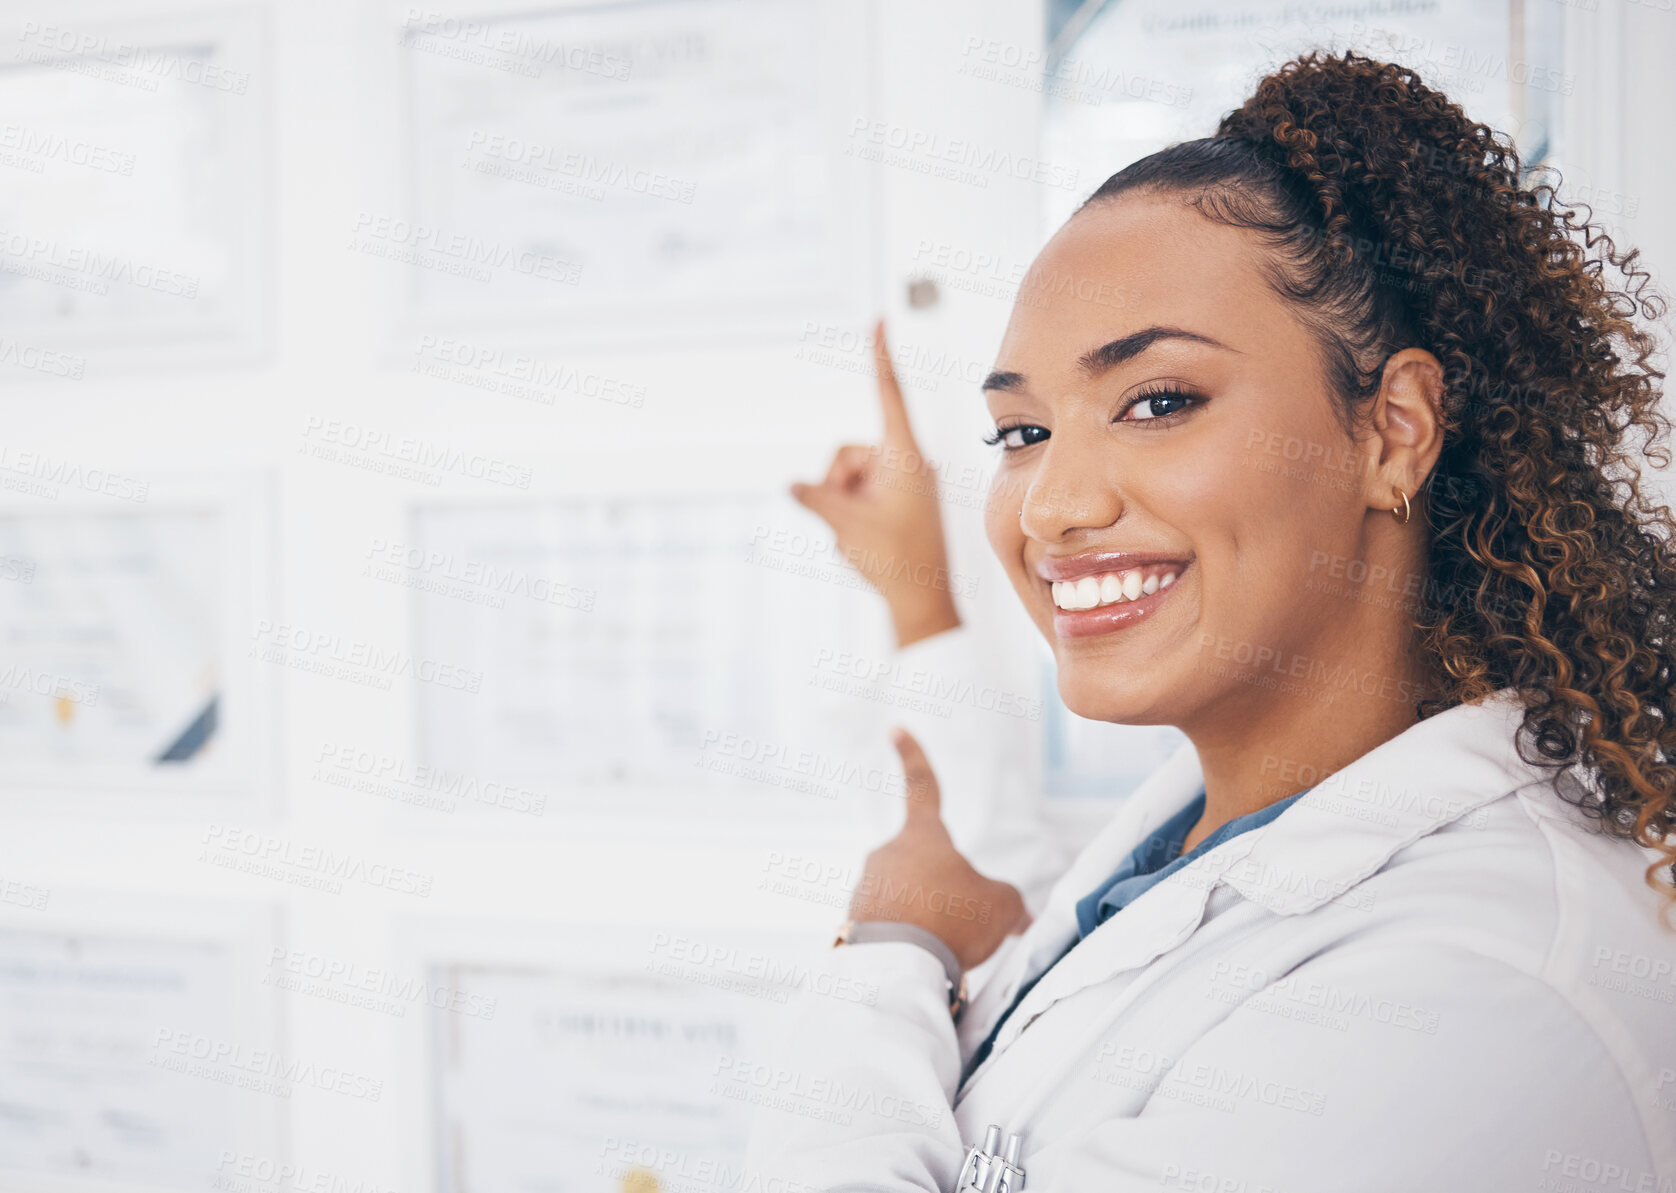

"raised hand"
[789,320,961,648]
[849,727,1031,970]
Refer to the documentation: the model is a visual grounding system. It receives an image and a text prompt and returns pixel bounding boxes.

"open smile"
[1044,560,1190,639]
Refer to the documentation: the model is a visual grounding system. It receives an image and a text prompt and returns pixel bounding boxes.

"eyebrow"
[982,326,1236,393]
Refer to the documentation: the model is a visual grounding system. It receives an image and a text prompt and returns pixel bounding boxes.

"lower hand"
[849,727,1031,970]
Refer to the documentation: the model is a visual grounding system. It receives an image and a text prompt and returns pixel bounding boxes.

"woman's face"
[983,191,1380,726]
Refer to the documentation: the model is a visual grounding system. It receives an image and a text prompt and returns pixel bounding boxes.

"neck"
[1175,623,1436,856]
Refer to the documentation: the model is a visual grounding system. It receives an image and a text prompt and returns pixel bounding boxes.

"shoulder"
[1164,933,1665,1185]
[1314,778,1676,1168]
[1356,775,1676,970]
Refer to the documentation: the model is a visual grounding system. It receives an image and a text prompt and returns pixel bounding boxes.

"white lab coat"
[744,626,1676,1191]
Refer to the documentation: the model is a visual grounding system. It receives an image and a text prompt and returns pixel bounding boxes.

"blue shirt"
[958,785,1308,1091]
[1073,786,1309,939]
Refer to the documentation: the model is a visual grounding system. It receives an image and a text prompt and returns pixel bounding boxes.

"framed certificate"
[0,469,279,817]
[363,0,874,353]
[0,4,272,375]
[407,490,880,830]
[0,892,284,1192]
[390,917,826,1193]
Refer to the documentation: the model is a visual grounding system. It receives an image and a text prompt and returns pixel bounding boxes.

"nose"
[1018,437,1124,540]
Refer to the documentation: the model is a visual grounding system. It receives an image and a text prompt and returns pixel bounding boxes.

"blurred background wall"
[0,0,1670,1190]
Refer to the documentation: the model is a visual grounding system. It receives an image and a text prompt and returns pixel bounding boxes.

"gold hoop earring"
[1391,488,1411,525]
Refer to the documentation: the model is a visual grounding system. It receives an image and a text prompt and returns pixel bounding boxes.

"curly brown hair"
[1081,50,1676,911]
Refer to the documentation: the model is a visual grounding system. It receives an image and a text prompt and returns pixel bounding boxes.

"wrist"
[834,919,967,1014]
[888,592,961,649]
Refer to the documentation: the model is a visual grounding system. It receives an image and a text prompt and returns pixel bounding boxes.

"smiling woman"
[755,49,1676,1190]
[980,55,1676,874]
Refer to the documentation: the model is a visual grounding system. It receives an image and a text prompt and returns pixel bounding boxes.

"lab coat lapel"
[1220,687,1544,913]
[958,741,1208,1051]
[983,687,1544,1059]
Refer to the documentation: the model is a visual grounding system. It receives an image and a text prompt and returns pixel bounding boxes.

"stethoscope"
[956,1124,1024,1192]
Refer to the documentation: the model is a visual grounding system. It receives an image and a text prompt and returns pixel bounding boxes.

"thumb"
[1009,898,1034,935]
[890,726,942,828]
[789,480,845,529]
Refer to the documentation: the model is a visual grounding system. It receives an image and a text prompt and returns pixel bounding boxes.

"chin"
[1055,666,1157,726]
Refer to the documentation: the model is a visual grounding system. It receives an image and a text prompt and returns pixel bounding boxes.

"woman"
[748,51,1676,1189]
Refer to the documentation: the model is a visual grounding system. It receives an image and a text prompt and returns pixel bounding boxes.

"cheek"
[1145,442,1238,530]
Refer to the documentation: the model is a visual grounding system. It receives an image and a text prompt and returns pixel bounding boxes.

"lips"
[1036,553,1192,639]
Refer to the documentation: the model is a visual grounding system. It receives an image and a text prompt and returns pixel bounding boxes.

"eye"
[1119,383,1206,425]
[981,422,1049,452]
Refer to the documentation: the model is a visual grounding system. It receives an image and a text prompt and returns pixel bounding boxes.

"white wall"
[0,0,1669,1188]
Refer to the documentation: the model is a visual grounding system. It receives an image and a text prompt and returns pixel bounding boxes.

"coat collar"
[1051,684,1549,918]
[980,686,1554,1064]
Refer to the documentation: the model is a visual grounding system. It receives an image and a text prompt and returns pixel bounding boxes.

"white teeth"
[1051,566,1183,611]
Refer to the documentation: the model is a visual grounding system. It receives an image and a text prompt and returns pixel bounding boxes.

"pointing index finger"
[873,319,917,449]
[890,725,941,824]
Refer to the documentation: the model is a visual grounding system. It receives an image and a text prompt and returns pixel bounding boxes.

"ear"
[1363,348,1445,520]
